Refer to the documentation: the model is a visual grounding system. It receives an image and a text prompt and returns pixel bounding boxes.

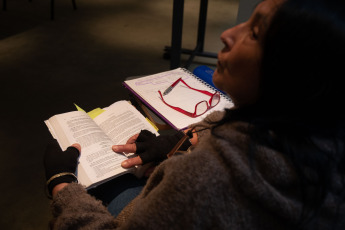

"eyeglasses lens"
[211,93,220,107]
[195,101,208,116]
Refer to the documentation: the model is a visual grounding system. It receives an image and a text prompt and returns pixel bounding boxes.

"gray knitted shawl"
[50,111,344,229]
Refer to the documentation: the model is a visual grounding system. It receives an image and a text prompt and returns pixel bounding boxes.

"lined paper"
[124,68,233,130]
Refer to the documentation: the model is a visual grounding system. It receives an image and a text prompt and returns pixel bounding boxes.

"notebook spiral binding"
[180,68,232,103]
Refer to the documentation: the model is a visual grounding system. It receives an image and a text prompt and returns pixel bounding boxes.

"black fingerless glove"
[44,140,80,197]
[135,129,192,164]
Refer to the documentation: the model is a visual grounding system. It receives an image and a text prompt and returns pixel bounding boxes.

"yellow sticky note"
[145,118,159,132]
[74,103,85,112]
[87,108,105,119]
[74,104,105,119]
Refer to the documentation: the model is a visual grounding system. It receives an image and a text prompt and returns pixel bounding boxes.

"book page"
[95,100,158,146]
[124,68,234,130]
[80,101,158,186]
[45,111,101,151]
[45,111,129,187]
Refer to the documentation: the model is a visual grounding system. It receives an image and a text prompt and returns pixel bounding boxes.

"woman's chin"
[212,71,222,91]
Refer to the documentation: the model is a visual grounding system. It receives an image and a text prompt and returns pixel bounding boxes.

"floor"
[0,0,238,229]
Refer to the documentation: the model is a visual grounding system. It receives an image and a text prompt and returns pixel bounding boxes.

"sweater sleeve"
[50,183,118,229]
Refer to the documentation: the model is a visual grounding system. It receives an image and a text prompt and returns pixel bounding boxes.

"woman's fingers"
[112,143,137,154]
[121,156,143,168]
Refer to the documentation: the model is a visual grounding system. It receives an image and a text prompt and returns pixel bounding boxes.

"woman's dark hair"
[260,0,345,122]
[213,0,345,228]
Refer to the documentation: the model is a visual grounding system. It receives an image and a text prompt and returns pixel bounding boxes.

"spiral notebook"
[123,68,234,130]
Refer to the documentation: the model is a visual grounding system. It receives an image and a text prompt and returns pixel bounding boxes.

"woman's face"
[213,0,283,107]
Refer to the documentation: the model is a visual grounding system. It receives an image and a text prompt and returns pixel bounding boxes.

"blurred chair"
[2,0,77,20]
[51,0,77,20]
[164,0,217,70]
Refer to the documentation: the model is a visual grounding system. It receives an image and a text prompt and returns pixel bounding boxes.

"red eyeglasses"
[158,77,220,118]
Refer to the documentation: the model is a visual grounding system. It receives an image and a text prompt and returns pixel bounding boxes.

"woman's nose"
[220,28,235,50]
[220,23,245,50]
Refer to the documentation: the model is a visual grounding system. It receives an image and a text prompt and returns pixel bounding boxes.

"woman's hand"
[112,133,143,168]
[112,129,192,168]
[44,140,81,197]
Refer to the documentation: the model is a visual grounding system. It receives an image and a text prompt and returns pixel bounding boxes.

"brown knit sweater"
[50,111,345,229]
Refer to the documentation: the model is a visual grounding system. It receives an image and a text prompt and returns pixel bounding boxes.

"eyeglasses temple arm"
[158,90,196,117]
[179,78,214,96]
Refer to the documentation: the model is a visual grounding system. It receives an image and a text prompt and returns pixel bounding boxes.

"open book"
[123,68,234,130]
[45,100,158,189]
